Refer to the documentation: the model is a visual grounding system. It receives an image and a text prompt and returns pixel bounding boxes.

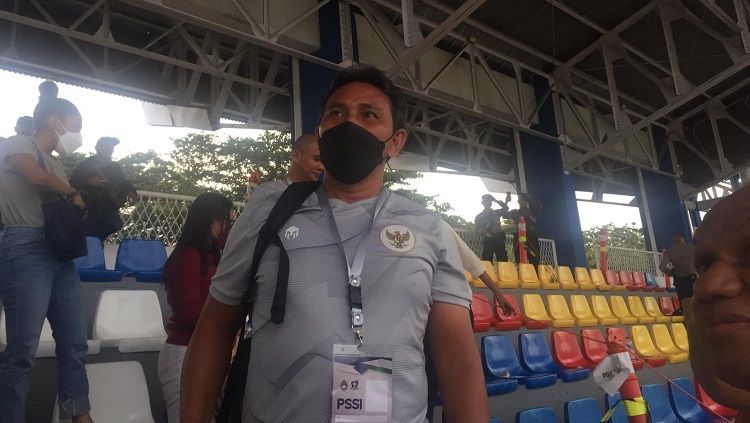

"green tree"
[582,223,646,267]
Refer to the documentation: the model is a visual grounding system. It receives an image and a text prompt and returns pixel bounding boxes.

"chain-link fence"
[594,245,663,276]
[454,230,558,267]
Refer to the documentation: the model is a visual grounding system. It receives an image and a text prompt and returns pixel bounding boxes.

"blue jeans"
[0,227,90,421]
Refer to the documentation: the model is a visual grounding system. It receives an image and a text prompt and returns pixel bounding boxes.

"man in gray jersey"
[181,66,488,422]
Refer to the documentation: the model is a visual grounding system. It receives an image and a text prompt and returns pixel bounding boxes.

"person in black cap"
[71,136,138,241]
[474,193,510,262]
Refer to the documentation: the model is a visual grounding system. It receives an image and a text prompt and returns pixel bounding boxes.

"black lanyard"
[318,188,389,347]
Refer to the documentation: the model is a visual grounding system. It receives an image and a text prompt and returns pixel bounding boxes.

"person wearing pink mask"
[158,192,235,423]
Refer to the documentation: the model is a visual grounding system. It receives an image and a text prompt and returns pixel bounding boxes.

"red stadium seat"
[658,297,675,315]
[551,331,589,370]
[618,272,640,291]
[695,382,738,418]
[471,293,495,332]
[605,270,627,291]
[494,294,523,331]
[632,273,653,292]
[580,329,607,368]
[672,296,681,311]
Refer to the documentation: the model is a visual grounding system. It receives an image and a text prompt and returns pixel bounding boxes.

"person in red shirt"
[158,192,234,423]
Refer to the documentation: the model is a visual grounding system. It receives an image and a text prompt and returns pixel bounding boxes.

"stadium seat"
[538,264,559,289]
[0,310,100,358]
[551,331,589,370]
[642,384,680,423]
[630,326,668,367]
[605,393,629,423]
[547,295,576,328]
[589,268,612,291]
[590,295,620,326]
[519,332,589,382]
[518,263,541,289]
[606,327,645,370]
[471,293,495,332]
[516,406,557,423]
[670,323,690,352]
[618,271,640,291]
[569,295,599,327]
[659,297,685,323]
[93,290,167,352]
[609,296,638,325]
[52,361,155,423]
[564,398,602,423]
[74,237,124,282]
[573,267,596,290]
[605,270,627,291]
[471,261,497,288]
[115,239,168,282]
[695,382,738,418]
[643,297,671,323]
[490,419,502,423]
[494,294,523,331]
[664,275,677,292]
[672,296,681,311]
[496,261,520,288]
[481,335,555,390]
[645,272,666,292]
[632,272,654,292]
[651,324,689,363]
[557,266,579,290]
[669,377,714,423]
[626,296,656,324]
[580,329,608,367]
[521,294,551,329]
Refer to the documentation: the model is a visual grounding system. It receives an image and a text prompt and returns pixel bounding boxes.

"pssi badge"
[379,225,415,252]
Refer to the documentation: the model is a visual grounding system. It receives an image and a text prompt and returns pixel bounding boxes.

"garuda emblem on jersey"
[380,225,415,252]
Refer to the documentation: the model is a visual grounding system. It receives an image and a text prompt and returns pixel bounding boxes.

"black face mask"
[318,121,391,185]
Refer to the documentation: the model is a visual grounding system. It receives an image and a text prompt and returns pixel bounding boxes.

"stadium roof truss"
[2,0,750,197]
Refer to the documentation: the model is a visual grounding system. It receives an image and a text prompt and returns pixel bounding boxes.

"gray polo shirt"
[0,136,69,228]
[210,182,471,423]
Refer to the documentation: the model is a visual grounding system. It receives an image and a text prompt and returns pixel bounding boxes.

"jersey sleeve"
[431,219,472,308]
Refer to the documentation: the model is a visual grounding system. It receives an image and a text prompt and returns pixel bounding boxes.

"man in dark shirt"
[70,137,137,241]
[474,194,509,262]
[659,233,697,312]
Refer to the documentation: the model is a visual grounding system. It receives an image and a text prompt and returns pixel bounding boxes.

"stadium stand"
[670,323,690,352]
[618,272,640,292]
[519,332,589,382]
[497,261,520,288]
[564,397,602,423]
[481,335,556,390]
[588,268,612,291]
[668,377,715,423]
[516,406,557,423]
[471,293,495,332]
[493,294,523,331]
[630,326,668,367]
[551,331,590,370]
[606,327,645,370]
[632,272,654,292]
[605,270,627,291]
[521,294,552,329]
[645,272,667,292]
[92,290,167,353]
[517,263,541,289]
[573,267,596,290]
[115,239,168,283]
[609,296,638,325]
[74,237,124,282]
[556,266,579,290]
[590,295,620,325]
[626,296,656,324]
[569,295,599,327]
[546,295,576,328]
[580,329,608,368]
[651,324,689,364]
[642,383,681,423]
[643,297,671,323]
[537,264,559,290]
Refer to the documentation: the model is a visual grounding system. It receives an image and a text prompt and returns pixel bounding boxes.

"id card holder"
[331,344,392,423]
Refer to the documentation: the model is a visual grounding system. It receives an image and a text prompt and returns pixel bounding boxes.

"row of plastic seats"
[74,237,168,283]
[0,290,166,357]
[481,332,590,395]
[518,378,736,423]
[468,261,671,293]
[470,293,684,332]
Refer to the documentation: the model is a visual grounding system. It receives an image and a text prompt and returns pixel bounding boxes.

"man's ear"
[385,128,407,158]
[292,149,301,163]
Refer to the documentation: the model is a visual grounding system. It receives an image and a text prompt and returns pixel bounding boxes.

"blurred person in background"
[280,133,324,186]
[475,193,510,262]
[14,116,34,137]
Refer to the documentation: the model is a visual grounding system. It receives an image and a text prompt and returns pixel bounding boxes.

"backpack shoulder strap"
[245,180,321,324]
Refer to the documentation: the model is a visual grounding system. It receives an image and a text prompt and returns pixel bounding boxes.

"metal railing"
[594,245,664,276]
[455,230,558,267]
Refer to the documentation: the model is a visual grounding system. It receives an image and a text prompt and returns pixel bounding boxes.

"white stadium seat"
[93,290,166,353]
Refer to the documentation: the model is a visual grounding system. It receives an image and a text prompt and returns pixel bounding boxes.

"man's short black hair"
[320,65,407,132]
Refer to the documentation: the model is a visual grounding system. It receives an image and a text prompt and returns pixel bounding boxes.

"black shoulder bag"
[216,180,321,423]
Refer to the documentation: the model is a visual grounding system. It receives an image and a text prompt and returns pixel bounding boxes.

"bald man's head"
[288,134,323,182]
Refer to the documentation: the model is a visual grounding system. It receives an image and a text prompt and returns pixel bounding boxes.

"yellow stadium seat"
[573,267,596,290]
[556,266,579,290]
[589,268,612,291]
[538,265,559,290]
[569,295,599,327]
[610,296,638,325]
[643,297,670,323]
[522,294,552,325]
[652,324,689,363]
[627,296,656,324]
[547,295,576,328]
[590,295,620,326]
[518,263,541,289]
[496,261,519,288]
[672,314,685,323]
[671,323,690,352]
[631,325,664,359]
[471,261,496,288]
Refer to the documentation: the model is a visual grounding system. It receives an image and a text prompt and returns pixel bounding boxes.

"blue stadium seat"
[519,333,589,383]
[645,272,666,292]
[481,335,555,390]
[565,398,602,423]
[490,418,502,423]
[115,239,167,282]
[516,406,557,423]
[74,237,123,282]
[668,377,714,423]
[605,393,629,423]
[642,384,680,423]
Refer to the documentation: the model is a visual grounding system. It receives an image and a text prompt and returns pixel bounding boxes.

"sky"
[0,70,643,230]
